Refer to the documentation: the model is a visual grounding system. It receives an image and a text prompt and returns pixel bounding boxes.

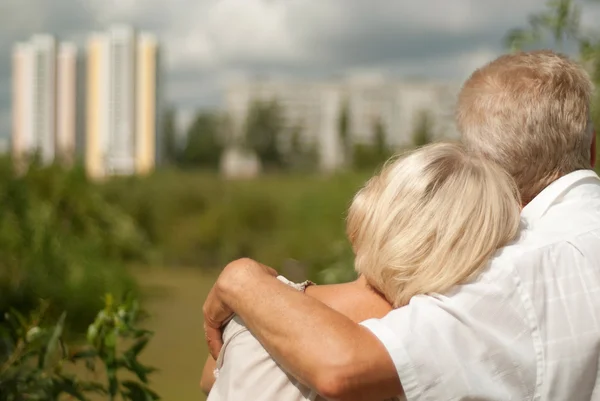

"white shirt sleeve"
[208,276,317,401]
[360,277,540,401]
[208,317,296,401]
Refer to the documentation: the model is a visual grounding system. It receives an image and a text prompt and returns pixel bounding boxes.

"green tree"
[244,100,285,169]
[288,125,304,158]
[505,0,600,174]
[284,125,318,171]
[412,110,434,147]
[161,107,179,166]
[338,99,353,166]
[0,296,159,401]
[352,117,393,171]
[0,159,146,332]
[181,112,224,169]
[504,0,581,52]
[373,118,388,157]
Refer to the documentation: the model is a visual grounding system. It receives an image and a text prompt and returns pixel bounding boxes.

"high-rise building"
[12,35,77,164]
[136,33,158,175]
[225,75,461,172]
[56,43,77,164]
[86,25,159,179]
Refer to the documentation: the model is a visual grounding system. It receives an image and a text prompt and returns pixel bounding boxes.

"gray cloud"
[1,0,597,139]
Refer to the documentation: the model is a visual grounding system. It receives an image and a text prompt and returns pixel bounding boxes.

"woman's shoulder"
[304,280,392,323]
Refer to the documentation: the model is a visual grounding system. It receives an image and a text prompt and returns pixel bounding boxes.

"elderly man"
[203,50,600,401]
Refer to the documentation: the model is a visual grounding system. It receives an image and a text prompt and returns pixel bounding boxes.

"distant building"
[225,80,344,172]
[220,147,261,179]
[57,43,77,164]
[12,35,77,164]
[86,25,159,179]
[225,75,460,171]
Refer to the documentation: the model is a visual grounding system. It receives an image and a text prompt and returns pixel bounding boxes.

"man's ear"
[591,132,597,169]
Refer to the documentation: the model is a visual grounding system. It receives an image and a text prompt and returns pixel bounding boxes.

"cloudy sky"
[0,0,599,137]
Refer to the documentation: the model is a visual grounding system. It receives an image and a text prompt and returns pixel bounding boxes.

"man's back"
[512,172,600,399]
[361,170,600,400]
[202,50,600,401]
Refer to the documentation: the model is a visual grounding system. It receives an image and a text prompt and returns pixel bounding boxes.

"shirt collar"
[521,169,600,225]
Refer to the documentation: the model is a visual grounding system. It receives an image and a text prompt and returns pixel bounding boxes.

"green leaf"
[121,380,160,401]
[123,358,157,384]
[133,329,153,339]
[104,330,117,349]
[105,293,114,311]
[40,312,66,370]
[107,366,119,396]
[77,380,108,395]
[126,337,149,357]
[7,308,28,331]
[54,376,89,401]
[69,348,98,361]
[86,323,99,345]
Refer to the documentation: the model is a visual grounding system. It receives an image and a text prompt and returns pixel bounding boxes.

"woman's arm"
[200,356,216,395]
[203,259,402,401]
[207,317,305,401]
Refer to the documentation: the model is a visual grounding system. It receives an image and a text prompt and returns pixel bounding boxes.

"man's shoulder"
[487,222,600,273]
[419,221,600,309]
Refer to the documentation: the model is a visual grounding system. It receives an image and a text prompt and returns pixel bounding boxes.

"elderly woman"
[201,142,521,401]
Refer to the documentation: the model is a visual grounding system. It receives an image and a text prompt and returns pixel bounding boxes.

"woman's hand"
[202,258,278,358]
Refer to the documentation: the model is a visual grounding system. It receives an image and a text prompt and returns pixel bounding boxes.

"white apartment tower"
[86,25,158,179]
[12,35,77,164]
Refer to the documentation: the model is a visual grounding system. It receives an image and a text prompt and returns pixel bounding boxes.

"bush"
[0,158,147,333]
[101,170,370,282]
[0,295,158,401]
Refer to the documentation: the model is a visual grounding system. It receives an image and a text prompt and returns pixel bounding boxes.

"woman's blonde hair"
[347,142,521,308]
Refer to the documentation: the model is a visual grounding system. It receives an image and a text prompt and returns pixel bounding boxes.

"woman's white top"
[207,276,402,401]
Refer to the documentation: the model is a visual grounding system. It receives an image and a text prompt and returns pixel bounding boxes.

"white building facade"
[224,75,461,172]
[86,25,158,179]
[12,35,77,164]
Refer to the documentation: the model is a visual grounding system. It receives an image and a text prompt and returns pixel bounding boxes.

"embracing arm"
[203,258,402,401]
[200,356,216,395]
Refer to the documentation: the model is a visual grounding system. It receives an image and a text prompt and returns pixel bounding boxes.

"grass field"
[135,267,219,401]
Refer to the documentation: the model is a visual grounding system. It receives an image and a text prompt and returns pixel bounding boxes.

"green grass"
[134,267,219,401]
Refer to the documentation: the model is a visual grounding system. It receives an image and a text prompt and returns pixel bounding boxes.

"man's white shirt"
[361,169,600,401]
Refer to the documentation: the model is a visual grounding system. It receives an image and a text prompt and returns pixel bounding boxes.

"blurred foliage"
[284,125,320,172]
[504,0,581,52]
[352,117,394,172]
[0,296,158,400]
[244,100,286,169]
[101,170,369,282]
[160,107,179,167]
[338,99,352,167]
[412,110,434,148]
[0,157,146,333]
[505,0,600,174]
[166,98,402,174]
[180,112,225,170]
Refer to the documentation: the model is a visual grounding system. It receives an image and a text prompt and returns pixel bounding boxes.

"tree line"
[160,100,435,173]
[505,0,600,146]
